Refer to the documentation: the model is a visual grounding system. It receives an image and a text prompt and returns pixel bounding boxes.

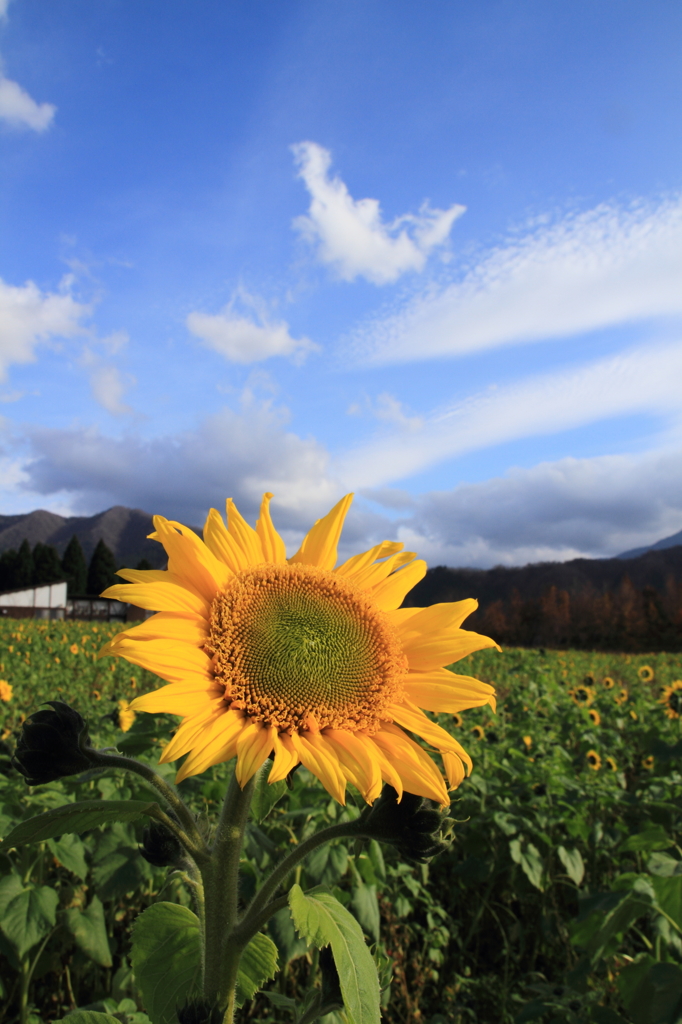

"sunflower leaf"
[65,895,113,968]
[1,800,162,848]
[130,902,201,1024]
[235,931,279,1006]
[250,774,288,825]
[288,883,381,1024]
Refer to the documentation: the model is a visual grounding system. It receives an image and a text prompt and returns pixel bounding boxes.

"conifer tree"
[61,535,88,596]
[87,539,119,596]
[15,540,33,589]
[32,543,64,586]
[0,549,19,591]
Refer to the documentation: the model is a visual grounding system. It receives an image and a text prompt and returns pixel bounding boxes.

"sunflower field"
[2,618,682,1024]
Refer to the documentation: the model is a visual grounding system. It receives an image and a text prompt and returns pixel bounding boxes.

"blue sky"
[0,0,680,567]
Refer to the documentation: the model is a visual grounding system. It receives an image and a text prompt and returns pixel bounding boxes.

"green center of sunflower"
[207,562,407,732]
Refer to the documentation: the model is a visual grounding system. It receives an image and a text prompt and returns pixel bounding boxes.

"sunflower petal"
[334,541,404,582]
[324,729,382,804]
[104,637,213,685]
[291,730,347,804]
[150,517,232,600]
[388,701,472,771]
[347,550,418,592]
[105,612,209,648]
[372,725,449,804]
[288,494,354,570]
[227,498,265,566]
[101,582,210,618]
[361,735,404,799]
[256,492,287,563]
[236,721,275,787]
[404,628,500,672]
[442,750,467,789]
[396,600,479,640]
[268,731,299,783]
[159,701,231,763]
[129,680,221,716]
[403,669,496,714]
[175,711,246,783]
[368,559,427,611]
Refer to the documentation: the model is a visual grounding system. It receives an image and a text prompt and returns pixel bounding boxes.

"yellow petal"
[288,494,353,570]
[396,600,479,641]
[105,612,209,648]
[129,680,221,715]
[368,559,426,611]
[372,725,449,804]
[268,731,299,783]
[105,637,213,685]
[175,711,246,783]
[256,492,287,563]
[403,669,497,714]
[442,751,467,790]
[291,730,347,804]
[101,582,210,618]
[235,721,275,787]
[226,498,265,566]
[203,508,251,574]
[388,701,473,771]
[334,540,403,581]
[346,550,418,592]
[404,628,500,672]
[362,737,404,799]
[159,700,227,763]
[323,729,382,804]
[151,516,232,601]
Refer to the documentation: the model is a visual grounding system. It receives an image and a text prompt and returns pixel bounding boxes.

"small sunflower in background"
[602,676,615,690]
[586,750,602,770]
[569,685,596,707]
[614,688,629,705]
[659,681,682,720]
[583,675,595,686]
[0,680,12,702]
[522,735,532,750]
[451,713,463,727]
[69,644,79,655]
[630,710,638,721]
[91,689,102,701]
[638,665,655,683]
[605,756,618,772]
[471,725,485,740]
[588,709,601,726]
[641,755,655,771]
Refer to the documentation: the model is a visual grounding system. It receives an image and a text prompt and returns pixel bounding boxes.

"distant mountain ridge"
[0,507,169,569]
[617,528,682,560]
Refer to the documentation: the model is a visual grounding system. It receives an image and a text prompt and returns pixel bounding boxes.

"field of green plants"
[1,618,682,1024]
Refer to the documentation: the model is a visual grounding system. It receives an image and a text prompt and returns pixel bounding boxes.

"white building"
[0,582,68,619]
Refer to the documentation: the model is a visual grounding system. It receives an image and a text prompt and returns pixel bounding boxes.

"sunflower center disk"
[208,563,407,732]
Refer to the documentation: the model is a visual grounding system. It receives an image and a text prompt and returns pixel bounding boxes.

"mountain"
[617,529,682,560]
[0,507,170,569]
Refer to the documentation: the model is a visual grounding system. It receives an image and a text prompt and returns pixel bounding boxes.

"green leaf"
[269,905,308,965]
[617,955,682,1024]
[621,825,673,853]
[235,931,279,1006]
[250,773,288,824]
[130,902,202,1024]
[0,884,58,958]
[56,1013,122,1024]
[0,874,23,917]
[509,839,544,891]
[91,822,152,902]
[65,895,112,967]
[652,875,682,932]
[289,883,381,1024]
[572,880,655,964]
[1,800,161,848]
[351,883,381,943]
[48,833,89,880]
[557,845,585,886]
[648,853,682,878]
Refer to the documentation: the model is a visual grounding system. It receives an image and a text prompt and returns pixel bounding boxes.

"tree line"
[0,536,152,598]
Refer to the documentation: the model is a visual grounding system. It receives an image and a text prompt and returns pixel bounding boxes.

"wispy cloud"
[187,290,317,364]
[0,277,89,380]
[89,366,135,417]
[292,141,465,285]
[0,72,56,131]
[337,340,682,488]
[352,194,682,364]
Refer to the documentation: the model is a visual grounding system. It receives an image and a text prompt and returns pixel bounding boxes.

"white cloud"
[0,73,56,131]
[292,141,465,285]
[397,447,682,567]
[337,340,682,488]
[0,277,89,380]
[347,392,423,432]
[0,1,11,19]
[89,366,135,417]
[353,193,682,364]
[187,298,316,365]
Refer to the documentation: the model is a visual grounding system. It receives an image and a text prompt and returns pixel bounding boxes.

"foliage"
[1,619,682,1023]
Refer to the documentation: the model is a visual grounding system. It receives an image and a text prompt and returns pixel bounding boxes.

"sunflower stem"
[233,819,362,947]
[201,769,258,1017]
[90,749,208,857]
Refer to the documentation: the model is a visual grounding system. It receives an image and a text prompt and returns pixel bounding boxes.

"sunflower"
[641,755,655,771]
[569,686,596,707]
[522,735,532,750]
[98,493,499,806]
[605,756,618,772]
[638,665,654,683]
[70,644,79,655]
[614,688,629,706]
[451,713,463,727]
[470,725,485,740]
[588,709,601,726]
[586,750,601,770]
[602,677,615,690]
[659,681,682,720]
[0,680,12,702]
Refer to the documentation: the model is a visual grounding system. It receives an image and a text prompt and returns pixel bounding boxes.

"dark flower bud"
[140,810,185,868]
[176,996,224,1024]
[10,700,96,785]
[356,785,450,863]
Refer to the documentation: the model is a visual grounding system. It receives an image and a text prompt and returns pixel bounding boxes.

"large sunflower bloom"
[98,493,499,807]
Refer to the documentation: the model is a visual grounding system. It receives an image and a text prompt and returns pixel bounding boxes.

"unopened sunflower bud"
[357,785,450,863]
[10,700,96,785]
[176,996,224,1024]
[140,811,185,868]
